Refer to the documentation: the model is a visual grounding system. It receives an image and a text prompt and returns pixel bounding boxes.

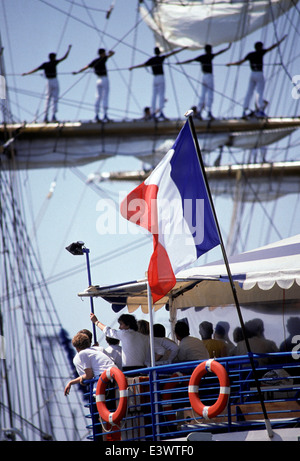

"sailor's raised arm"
[22,66,41,76]
[72,64,89,75]
[176,57,195,65]
[58,44,72,63]
[215,43,231,57]
[265,34,287,53]
[164,46,187,59]
[129,62,146,71]
[226,56,246,67]
[106,50,115,59]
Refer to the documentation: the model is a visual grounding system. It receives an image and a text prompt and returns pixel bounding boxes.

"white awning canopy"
[78,234,300,313]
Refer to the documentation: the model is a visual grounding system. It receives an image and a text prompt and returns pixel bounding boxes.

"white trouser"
[198,73,214,112]
[95,76,109,116]
[45,78,59,118]
[152,74,165,114]
[244,71,265,111]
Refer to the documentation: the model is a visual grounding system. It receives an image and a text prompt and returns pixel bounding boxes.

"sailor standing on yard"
[22,45,72,122]
[129,46,185,120]
[226,35,287,118]
[177,43,231,120]
[73,48,115,122]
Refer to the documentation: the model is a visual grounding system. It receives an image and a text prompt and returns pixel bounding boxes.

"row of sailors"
[22,37,286,123]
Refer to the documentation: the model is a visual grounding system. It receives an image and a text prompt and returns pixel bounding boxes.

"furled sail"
[140,0,299,49]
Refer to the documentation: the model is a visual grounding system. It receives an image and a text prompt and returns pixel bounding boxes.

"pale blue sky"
[1,0,299,345]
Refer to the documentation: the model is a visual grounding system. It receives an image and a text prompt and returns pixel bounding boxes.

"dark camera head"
[65,241,85,255]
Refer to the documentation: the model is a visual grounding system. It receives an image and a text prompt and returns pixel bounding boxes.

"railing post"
[89,380,98,441]
[225,361,232,432]
[148,368,162,441]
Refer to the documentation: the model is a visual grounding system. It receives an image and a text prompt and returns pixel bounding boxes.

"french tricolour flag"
[120,121,220,304]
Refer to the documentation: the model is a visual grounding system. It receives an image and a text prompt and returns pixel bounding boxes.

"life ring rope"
[188,359,230,420]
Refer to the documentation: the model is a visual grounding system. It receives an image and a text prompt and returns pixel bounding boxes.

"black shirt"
[39,60,59,79]
[145,55,165,75]
[89,56,108,76]
[195,54,215,74]
[245,50,267,72]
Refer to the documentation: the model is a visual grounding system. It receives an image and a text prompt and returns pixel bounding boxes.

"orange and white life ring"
[188,359,230,419]
[96,367,128,424]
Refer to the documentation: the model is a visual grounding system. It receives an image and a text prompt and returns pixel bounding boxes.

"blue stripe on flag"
[170,122,220,258]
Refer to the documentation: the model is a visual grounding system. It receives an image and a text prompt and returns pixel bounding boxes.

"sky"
[1,0,300,347]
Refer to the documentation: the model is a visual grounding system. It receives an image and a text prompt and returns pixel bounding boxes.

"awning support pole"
[147,275,160,441]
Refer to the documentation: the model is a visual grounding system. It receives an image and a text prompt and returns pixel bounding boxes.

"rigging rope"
[0,167,87,440]
[268,0,293,82]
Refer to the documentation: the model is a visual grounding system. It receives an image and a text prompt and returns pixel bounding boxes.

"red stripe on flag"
[120,182,176,303]
[148,236,176,304]
[120,182,158,233]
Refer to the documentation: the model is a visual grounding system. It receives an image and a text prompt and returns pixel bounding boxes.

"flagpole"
[185,110,273,438]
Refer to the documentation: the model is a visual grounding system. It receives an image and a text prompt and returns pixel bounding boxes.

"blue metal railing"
[83,352,300,441]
